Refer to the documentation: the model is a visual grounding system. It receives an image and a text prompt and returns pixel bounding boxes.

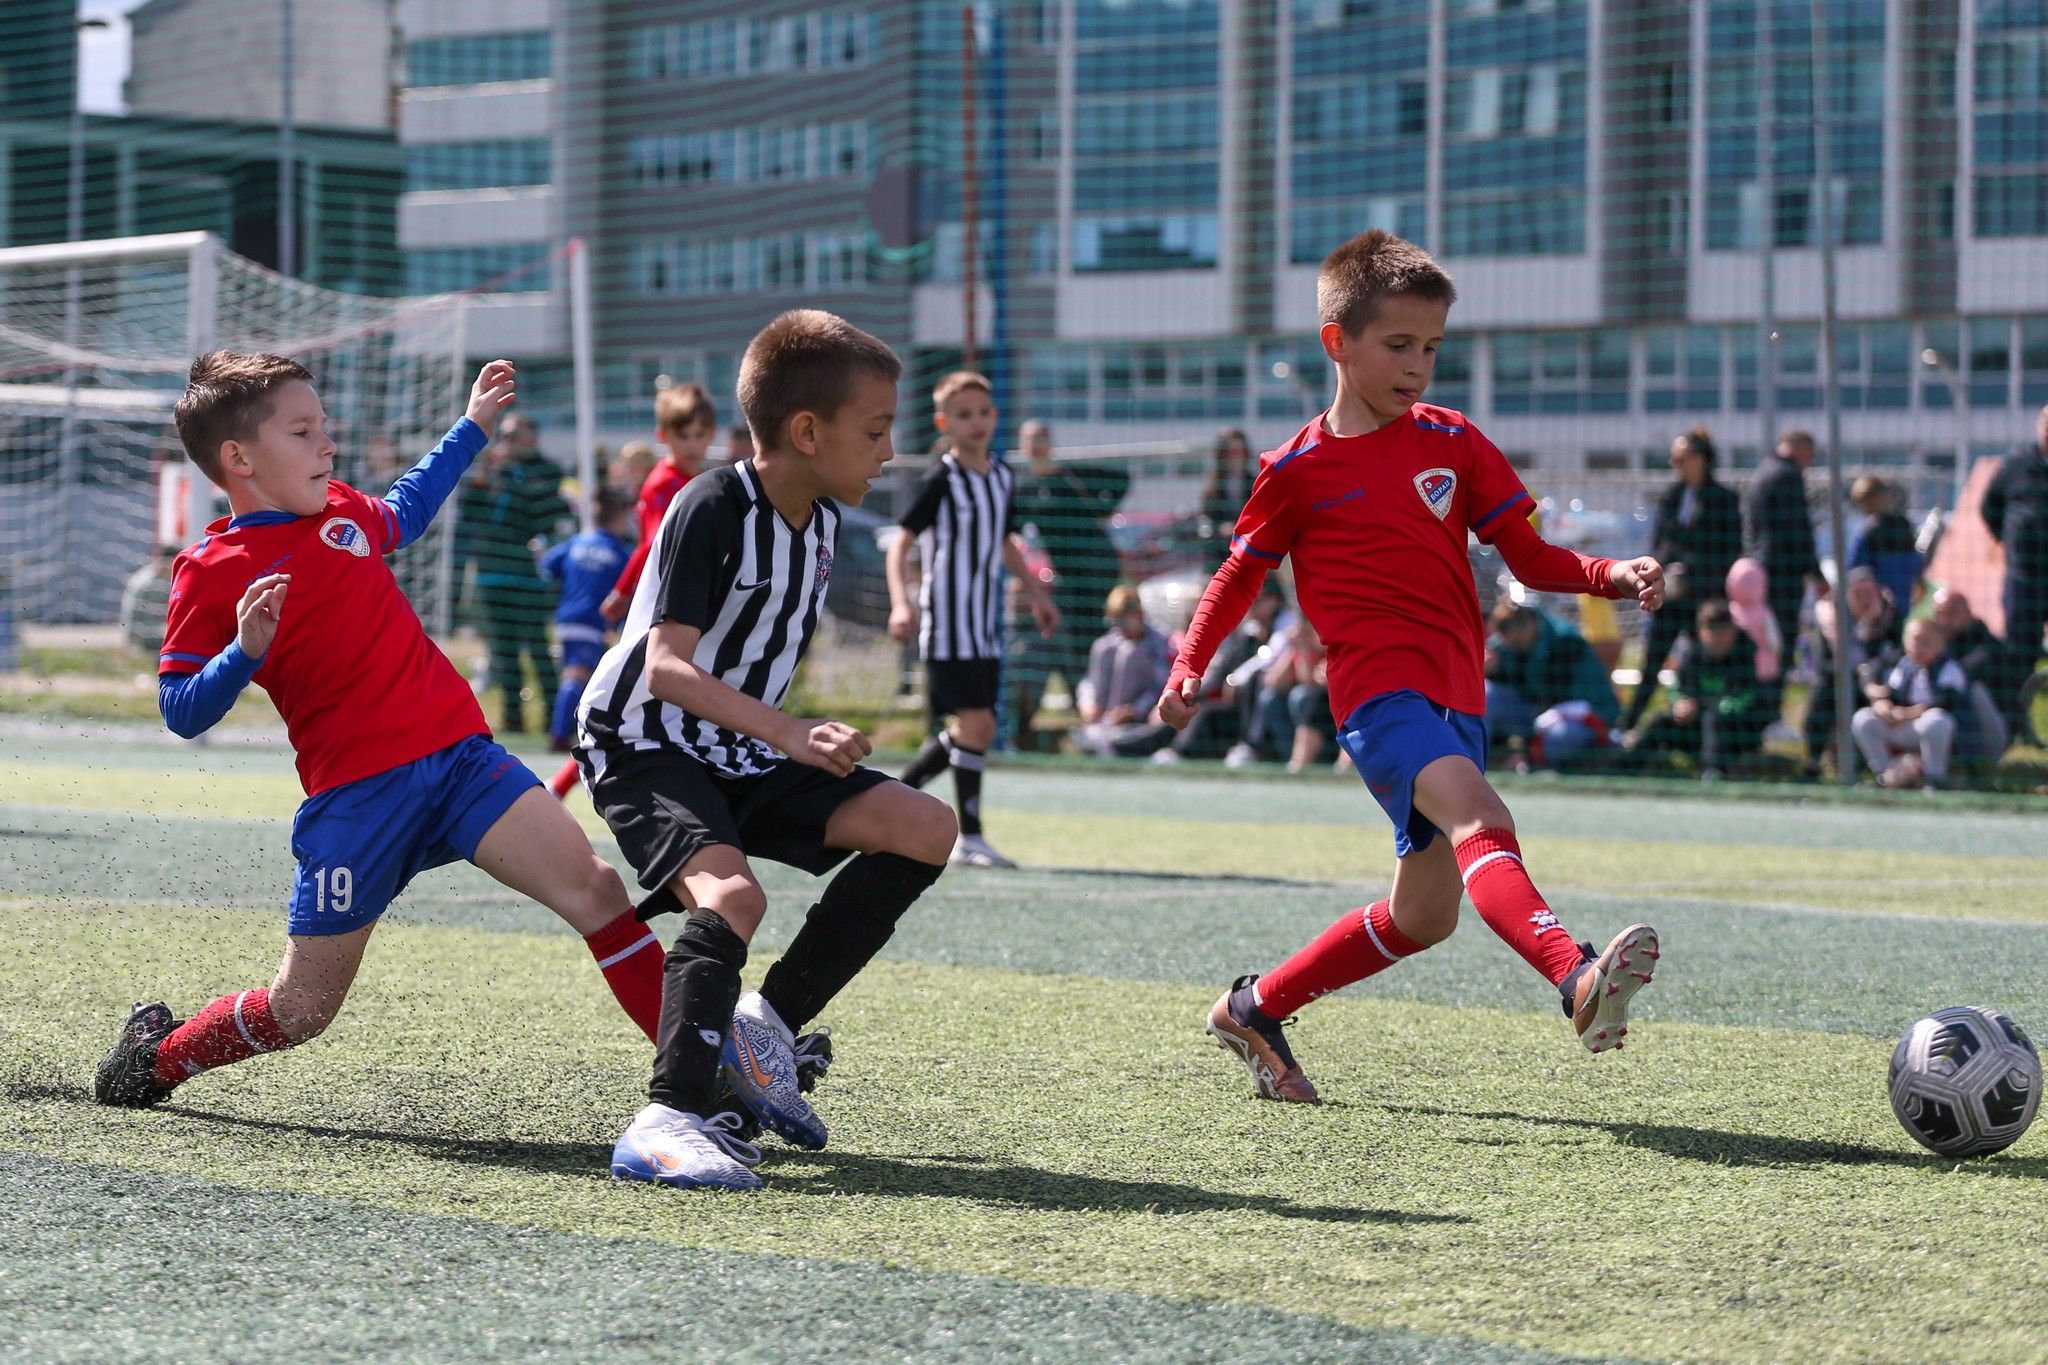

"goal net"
[0,231,469,640]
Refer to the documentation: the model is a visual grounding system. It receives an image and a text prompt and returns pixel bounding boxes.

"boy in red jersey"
[93,352,666,1108]
[1160,231,1667,1102]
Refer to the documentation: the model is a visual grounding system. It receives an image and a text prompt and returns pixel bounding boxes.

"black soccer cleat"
[94,1001,180,1107]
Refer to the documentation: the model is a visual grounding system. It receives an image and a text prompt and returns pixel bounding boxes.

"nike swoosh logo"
[736,1033,775,1089]
[734,577,772,591]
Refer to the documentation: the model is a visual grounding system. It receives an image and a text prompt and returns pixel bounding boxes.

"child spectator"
[1160,230,1665,1103]
[1483,602,1620,769]
[1629,600,1771,777]
[888,372,1059,869]
[578,310,955,1191]
[1805,567,1902,775]
[541,486,633,779]
[602,384,716,623]
[94,355,664,1111]
[608,439,659,505]
[1142,578,1287,764]
[1852,617,1969,788]
[1073,584,1173,757]
[1255,612,1336,773]
[1846,476,1923,612]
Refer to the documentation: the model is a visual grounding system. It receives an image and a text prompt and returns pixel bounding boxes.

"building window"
[1071,214,1220,272]
[631,231,872,297]
[630,10,874,83]
[626,122,869,188]
[1490,331,1627,416]
[405,245,552,294]
[1644,328,1725,413]
[1443,193,1586,256]
[405,139,552,192]
[406,31,551,89]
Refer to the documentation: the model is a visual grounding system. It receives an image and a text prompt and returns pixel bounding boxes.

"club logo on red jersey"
[319,516,371,558]
[1414,468,1456,521]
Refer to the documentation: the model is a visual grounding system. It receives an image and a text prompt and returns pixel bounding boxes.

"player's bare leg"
[471,786,661,1041]
[268,921,378,1042]
[1411,754,1658,1052]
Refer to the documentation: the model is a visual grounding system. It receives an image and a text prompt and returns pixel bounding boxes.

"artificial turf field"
[5,726,2048,1363]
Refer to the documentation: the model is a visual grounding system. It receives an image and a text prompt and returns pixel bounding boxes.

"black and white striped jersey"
[577,462,837,778]
[900,454,1019,662]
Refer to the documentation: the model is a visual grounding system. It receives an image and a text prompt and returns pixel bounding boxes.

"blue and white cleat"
[720,992,828,1150]
[610,1104,762,1191]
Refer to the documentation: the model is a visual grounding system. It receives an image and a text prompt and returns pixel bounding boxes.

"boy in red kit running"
[1160,231,1667,1102]
[94,352,665,1108]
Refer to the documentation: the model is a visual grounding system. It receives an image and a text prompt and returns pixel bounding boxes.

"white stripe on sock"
[1459,849,1523,886]
[595,932,659,970]
[949,746,986,772]
[231,990,267,1053]
[1361,910,1403,963]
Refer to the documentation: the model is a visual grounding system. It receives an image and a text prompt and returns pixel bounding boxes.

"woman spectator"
[1619,427,1743,730]
[1199,427,1255,534]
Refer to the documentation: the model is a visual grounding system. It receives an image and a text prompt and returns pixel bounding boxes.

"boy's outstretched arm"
[159,573,288,738]
[380,360,517,550]
[645,621,870,775]
[1489,515,1665,611]
[1158,549,1275,729]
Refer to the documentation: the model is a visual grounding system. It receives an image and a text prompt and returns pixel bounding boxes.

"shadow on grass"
[1013,867,1318,889]
[1383,1102,2048,1177]
[9,1075,1465,1223]
[776,1149,1469,1225]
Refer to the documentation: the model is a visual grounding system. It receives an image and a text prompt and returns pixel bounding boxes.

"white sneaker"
[950,833,1018,868]
[1149,748,1182,765]
[610,1103,763,1190]
[1223,743,1258,769]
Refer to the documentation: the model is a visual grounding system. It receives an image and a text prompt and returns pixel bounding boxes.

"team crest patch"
[814,544,834,595]
[1413,468,1456,521]
[319,516,371,557]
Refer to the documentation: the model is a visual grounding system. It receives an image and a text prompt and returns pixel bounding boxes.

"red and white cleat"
[1568,924,1660,1055]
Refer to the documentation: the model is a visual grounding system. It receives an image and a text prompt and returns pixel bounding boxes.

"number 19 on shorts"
[313,865,354,914]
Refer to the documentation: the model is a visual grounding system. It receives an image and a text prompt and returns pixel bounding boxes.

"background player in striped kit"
[886,373,1058,868]
[577,311,956,1191]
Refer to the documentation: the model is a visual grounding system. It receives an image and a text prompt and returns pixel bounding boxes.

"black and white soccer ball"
[1888,1006,2042,1158]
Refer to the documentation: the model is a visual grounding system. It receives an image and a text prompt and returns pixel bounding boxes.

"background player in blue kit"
[542,486,633,761]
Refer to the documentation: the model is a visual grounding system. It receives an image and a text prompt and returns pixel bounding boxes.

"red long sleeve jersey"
[611,460,693,601]
[160,481,489,795]
[1169,406,1619,721]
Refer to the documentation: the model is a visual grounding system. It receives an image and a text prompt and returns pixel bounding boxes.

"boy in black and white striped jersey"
[886,372,1059,868]
[578,311,956,1191]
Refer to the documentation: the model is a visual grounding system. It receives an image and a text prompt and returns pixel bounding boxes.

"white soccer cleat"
[949,833,1018,869]
[610,1104,763,1191]
[1568,924,1660,1055]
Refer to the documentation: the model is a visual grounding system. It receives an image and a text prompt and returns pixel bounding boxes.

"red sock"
[549,758,582,800]
[1455,829,1585,985]
[153,988,293,1089]
[585,910,662,1042]
[1254,901,1424,1019]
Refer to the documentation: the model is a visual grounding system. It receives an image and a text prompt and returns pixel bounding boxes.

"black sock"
[900,734,951,789]
[759,853,946,1031]
[951,744,985,836]
[648,909,748,1114]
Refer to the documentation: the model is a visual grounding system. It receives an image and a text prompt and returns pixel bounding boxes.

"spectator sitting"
[1852,618,1969,789]
[1249,612,1338,773]
[1630,600,1772,778]
[1483,602,1621,769]
[1074,585,1174,757]
[1724,558,1784,683]
[1846,476,1923,612]
[1136,578,1288,765]
[1804,567,1902,774]
[1933,587,2018,759]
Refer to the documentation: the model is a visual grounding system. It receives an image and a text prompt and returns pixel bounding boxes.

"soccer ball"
[1888,1006,2042,1158]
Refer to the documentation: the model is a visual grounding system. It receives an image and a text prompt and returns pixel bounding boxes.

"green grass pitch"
[5,728,2048,1362]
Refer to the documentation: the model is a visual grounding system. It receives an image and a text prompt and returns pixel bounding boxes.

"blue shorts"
[1336,690,1488,858]
[287,734,541,936]
[558,635,606,673]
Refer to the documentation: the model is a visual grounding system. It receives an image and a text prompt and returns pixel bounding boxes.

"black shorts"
[589,747,891,891]
[926,657,1003,717]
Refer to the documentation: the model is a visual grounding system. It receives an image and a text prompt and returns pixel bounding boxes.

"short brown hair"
[1679,425,1718,466]
[173,350,314,485]
[654,382,716,435]
[737,310,902,453]
[1317,229,1457,337]
[932,370,993,408]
